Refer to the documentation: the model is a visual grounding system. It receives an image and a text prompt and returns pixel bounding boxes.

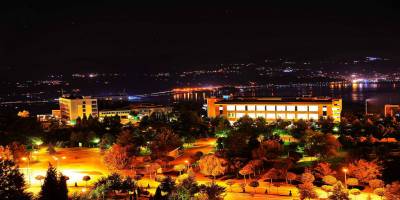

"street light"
[21,156,31,185]
[342,168,348,189]
[184,160,190,169]
[53,156,66,169]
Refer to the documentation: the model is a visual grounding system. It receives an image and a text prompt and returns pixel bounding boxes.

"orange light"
[62,156,66,160]
[184,160,189,164]
[342,168,348,173]
[21,157,28,161]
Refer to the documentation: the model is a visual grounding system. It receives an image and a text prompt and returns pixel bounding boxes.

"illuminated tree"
[301,172,315,183]
[323,175,338,186]
[347,178,359,188]
[83,176,91,187]
[287,172,297,184]
[0,145,13,160]
[103,144,131,170]
[173,164,186,175]
[328,181,349,200]
[374,188,385,200]
[349,189,361,200]
[385,181,400,200]
[249,180,259,194]
[348,159,382,184]
[0,159,32,200]
[17,110,30,118]
[369,179,384,189]
[199,154,227,179]
[298,181,317,200]
[313,162,336,179]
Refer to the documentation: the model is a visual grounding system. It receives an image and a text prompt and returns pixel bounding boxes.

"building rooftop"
[214,97,340,104]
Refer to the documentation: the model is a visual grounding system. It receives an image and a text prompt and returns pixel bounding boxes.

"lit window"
[309,114,319,120]
[236,105,246,111]
[297,113,308,119]
[248,113,256,118]
[297,105,308,112]
[256,105,265,111]
[227,105,235,111]
[247,105,256,111]
[322,106,328,111]
[228,113,235,118]
[256,113,266,118]
[236,113,245,118]
[266,105,275,111]
[277,105,286,111]
[286,106,295,111]
[277,113,286,119]
[287,113,295,119]
[266,113,276,119]
[219,106,223,111]
[309,105,318,112]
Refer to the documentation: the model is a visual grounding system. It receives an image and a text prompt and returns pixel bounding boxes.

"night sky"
[1,1,399,77]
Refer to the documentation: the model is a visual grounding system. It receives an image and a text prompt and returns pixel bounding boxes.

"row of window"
[227,112,319,120]
[100,111,130,115]
[225,105,321,112]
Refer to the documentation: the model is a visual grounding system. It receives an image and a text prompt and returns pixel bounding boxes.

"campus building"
[98,109,136,124]
[384,104,400,117]
[58,95,98,124]
[207,97,342,123]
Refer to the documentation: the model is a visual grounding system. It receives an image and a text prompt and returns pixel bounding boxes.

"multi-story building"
[58,95,98,124]
[384,104,400,117]
[99,109,137,124]
[207,97,342,123]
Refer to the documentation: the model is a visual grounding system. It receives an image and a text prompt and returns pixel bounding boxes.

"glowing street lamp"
[342,168,348,188]
[184,160,190,169]
[53,156,66,169]
[21,156,31,185]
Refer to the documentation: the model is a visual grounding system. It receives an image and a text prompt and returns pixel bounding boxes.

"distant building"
[99,109,137,124]
[207,97,342,123]
[59,95,98,125]
[384,104,400,117]
[129,103,172,118]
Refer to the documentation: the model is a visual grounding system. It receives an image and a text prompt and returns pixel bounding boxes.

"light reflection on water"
[169,83,400,113]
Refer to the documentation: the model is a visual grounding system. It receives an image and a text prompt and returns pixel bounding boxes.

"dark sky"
[1,1,399,76]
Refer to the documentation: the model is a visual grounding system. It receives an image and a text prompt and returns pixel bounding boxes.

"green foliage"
[38,165,68,200]
[0,159,32,200]
[198,182,226,200]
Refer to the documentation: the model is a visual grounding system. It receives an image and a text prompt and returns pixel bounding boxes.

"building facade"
[99,110,136,124]
[384,104,400,117]
[207,97,342,123]
[59,95,98,124]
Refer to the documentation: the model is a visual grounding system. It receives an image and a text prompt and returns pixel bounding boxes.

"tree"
[239,165,253,183]
[349,188,361,200]
[322,185,334,194]
[225,180,235,192]
[374,188,385,199]
[369,179,384,189]
[304,131,341,158]
[198,182,226,200]
[263,168,280,184]
[347,178,359,188]
[287,172,297,184]
[249,181,259,194]
[0,159,32,200]
[385,181,400,200]
[301,172,315,183]
[298,181,317,200]
[35,175,45,186]
[38,165,67,200]
[83,176,91,187]
[328,181,349,200]
[323,175,338,186]
[314,162,336,179]
[199,154,227,179]
[348,159,382,184]
[173,164,186,175]
[103,144,132,170]
[151,127,182,158]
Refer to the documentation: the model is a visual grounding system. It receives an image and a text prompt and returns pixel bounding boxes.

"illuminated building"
[59,95,98,124]
[384,104,400,117]
[207,97,342,123]
[129,103,172,118]
[99,110,137,124]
